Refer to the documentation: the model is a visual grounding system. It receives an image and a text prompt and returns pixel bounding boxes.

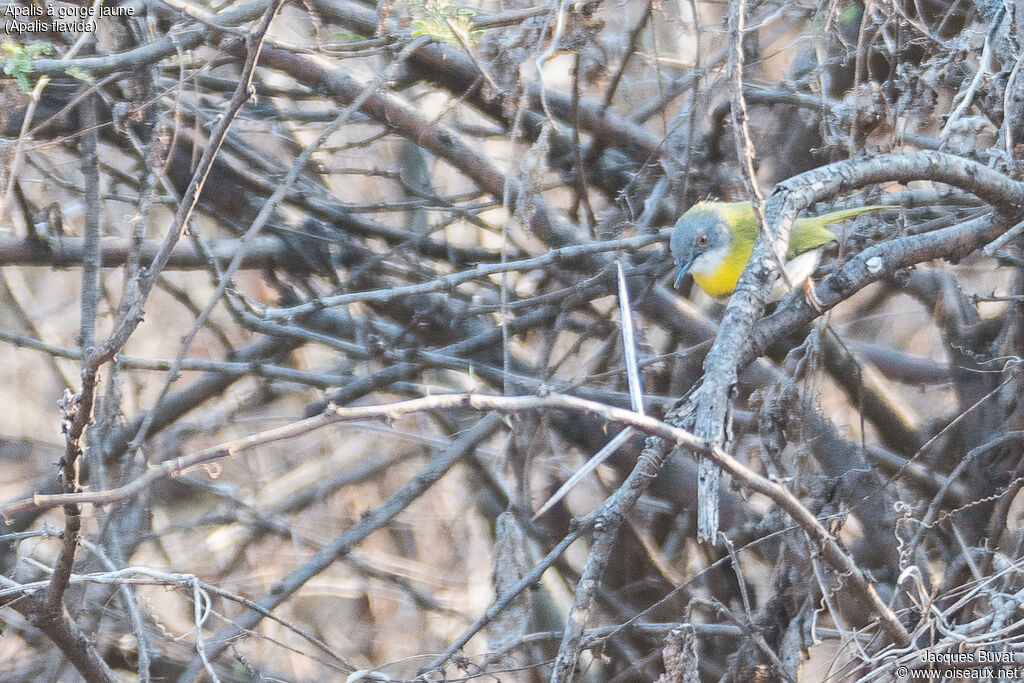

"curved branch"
[689,150,1024,541]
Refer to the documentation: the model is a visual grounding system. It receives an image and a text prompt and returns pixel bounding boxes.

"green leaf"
[1,40,53,92]
[409,0,478,47]
[64,66,94,84]
[333,29,363,42]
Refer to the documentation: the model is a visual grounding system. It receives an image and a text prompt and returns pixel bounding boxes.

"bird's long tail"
[816,204,887,226]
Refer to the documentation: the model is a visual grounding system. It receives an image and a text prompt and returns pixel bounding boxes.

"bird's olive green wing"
[789,205,884,257]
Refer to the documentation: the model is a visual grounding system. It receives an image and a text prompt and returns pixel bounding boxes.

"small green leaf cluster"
[410,0,482,46]
[1,40,53,92]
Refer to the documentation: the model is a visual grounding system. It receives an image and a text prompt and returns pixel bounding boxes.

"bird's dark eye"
[696,234,709,247]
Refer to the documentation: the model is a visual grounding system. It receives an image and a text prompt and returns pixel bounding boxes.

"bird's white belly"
[770,250,821,300]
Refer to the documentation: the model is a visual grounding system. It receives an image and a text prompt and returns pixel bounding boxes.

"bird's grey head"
[669,205,731,288]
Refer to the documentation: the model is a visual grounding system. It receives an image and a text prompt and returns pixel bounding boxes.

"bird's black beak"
[673,258,694,289]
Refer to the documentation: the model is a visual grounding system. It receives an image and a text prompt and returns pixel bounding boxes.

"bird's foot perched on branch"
[803,277,824,313]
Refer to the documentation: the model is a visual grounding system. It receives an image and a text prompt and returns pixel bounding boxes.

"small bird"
[670,201,883,302]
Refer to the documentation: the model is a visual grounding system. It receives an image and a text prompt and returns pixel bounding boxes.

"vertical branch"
[571,53,597,233]
[79,91,101,354]
[46,88,101,614]
[681,0,703,201]
[691,0,776,543]
[23,7,283,678]
[727,0,765,209]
